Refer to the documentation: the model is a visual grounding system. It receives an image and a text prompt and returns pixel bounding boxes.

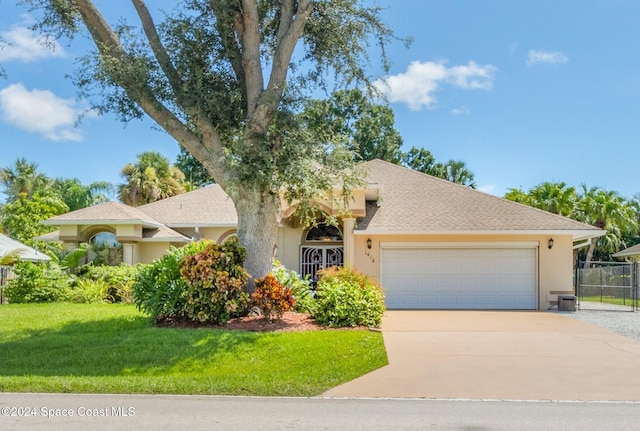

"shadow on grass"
[0,315,264,377]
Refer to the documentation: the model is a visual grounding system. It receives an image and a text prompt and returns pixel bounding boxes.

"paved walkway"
[323,310,640,401]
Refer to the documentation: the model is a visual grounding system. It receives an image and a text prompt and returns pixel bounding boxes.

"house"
[38,159,604,310]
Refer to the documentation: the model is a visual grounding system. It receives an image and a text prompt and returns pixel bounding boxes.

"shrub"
[67,278,107,304]
[79,264,141,303]
[313,267,385,328]
[271,260,315,313]
[179,236,250,325]
[4,261,71,303]
[252,274,296,322]
[133,241,212,322]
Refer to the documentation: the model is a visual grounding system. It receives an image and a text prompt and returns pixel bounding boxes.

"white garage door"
[381,244,537,310]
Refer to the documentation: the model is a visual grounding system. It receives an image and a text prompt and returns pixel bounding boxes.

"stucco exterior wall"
[139,242,174,264]
[352,233,575,310]
[277,225,306,272]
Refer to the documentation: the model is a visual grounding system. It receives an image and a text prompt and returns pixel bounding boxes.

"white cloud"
[526,50,568,66]
[451,106,470,115]
[0,83,95,141]
[0,22,66,62]
[374,60,497,111]
[477,184,497,195]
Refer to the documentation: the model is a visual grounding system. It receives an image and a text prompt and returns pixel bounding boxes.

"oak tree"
[22,0,398,283]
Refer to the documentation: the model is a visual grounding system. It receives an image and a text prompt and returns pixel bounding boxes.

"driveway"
[323,310,640,401]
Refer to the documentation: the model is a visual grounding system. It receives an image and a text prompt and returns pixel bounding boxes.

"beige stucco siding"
[139,242,174,264]
[353,233,574,310]
[116,224,142,241]
[277,225,306,272]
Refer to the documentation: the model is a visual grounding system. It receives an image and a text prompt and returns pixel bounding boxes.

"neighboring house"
[38,159,604,311]
[612,244,640,261]
[0,233,50,263]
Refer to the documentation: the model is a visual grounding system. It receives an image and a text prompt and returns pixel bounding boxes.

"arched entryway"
[300,223,344,280]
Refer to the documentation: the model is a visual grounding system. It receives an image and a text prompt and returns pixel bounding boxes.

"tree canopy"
[21,0,402,282]
[505,182,639,264]
[118,151,186,206]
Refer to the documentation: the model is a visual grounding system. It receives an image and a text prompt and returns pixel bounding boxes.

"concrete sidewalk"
[323,311,640,401]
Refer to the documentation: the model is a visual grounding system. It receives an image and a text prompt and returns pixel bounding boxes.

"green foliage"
[4,261,71,303]
[118,151,186,206]
[133,241,211,322]
[252,274,295,322]
[175,147,215,188]
[66,278,107,304]
[50,178,113,211]
[0,193,67,247]
[271,260,315,313]
[313,267,385,328]
[79,264,141,303]
[0,157,50,202]
[179,237,250,325]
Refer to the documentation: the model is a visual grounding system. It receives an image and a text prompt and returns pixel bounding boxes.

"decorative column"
[342,217,355,269]
[122,243,135,265]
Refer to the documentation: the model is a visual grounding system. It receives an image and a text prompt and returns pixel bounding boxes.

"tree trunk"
[233,188,280,292]
[583,237,597,269]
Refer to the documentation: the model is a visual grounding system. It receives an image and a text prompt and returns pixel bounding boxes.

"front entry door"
[300,246,344,281]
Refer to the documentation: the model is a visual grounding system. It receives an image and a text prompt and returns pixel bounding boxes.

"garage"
[380,243,538,310]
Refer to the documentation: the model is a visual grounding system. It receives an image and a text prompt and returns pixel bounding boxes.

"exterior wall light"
[367,238,372,249]
[548,238,554,249]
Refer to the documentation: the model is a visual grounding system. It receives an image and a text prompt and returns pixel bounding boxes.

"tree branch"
[73,0,234,188]
[240,0,264,119]
[130,0,182,94]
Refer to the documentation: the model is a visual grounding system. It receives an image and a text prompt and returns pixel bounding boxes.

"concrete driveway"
[323,311,640,401]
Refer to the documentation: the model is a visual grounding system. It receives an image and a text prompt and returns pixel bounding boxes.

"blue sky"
[1,1,639,198]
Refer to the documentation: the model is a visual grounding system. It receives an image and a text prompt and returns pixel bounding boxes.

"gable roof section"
[357,159,603,240]
[137,185,237,227]
[42,201,163,228]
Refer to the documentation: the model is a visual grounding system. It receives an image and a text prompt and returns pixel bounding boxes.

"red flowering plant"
[251,274,296,322]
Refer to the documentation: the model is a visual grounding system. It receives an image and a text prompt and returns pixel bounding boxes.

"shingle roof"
[612,243,640,258]
[356,159,603,238]
[43,202,162,227]
[142,225,191,242]
[137,185,237,227]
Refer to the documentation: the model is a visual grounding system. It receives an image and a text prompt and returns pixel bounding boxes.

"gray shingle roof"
[43,202,162,227]
[137,185,237,227]
[357,159,602,238]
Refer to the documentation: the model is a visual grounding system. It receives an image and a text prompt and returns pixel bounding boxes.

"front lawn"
[0,304,387,396]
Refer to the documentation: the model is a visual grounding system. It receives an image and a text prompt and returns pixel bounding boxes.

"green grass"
[580,296,638,307]
[0,304,387,396]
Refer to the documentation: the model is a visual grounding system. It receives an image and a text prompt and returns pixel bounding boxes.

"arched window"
[89,232,122,265]
[304,224,343,243]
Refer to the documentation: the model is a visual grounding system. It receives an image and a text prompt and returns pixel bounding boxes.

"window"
[304,224,343,243]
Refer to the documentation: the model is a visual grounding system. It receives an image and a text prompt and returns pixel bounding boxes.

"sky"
[1,1,639,199]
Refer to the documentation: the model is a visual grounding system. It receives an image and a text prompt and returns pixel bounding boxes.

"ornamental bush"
[252,273,296,322]
[79,264,141,303]
[133,240,211,322]
[4,261,71,303]
[271,260,315,313]
[313,267,385,328]
[179,236,250,325]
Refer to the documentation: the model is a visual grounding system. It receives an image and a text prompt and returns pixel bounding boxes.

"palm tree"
[0,158,50,202]
[442,160,476,189]
[51,178,114,211]
[528,182,577,217]
[118,152,186,206]
[576,185,638,267]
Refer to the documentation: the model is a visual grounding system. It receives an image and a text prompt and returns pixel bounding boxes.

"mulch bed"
[156,312,370,332]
